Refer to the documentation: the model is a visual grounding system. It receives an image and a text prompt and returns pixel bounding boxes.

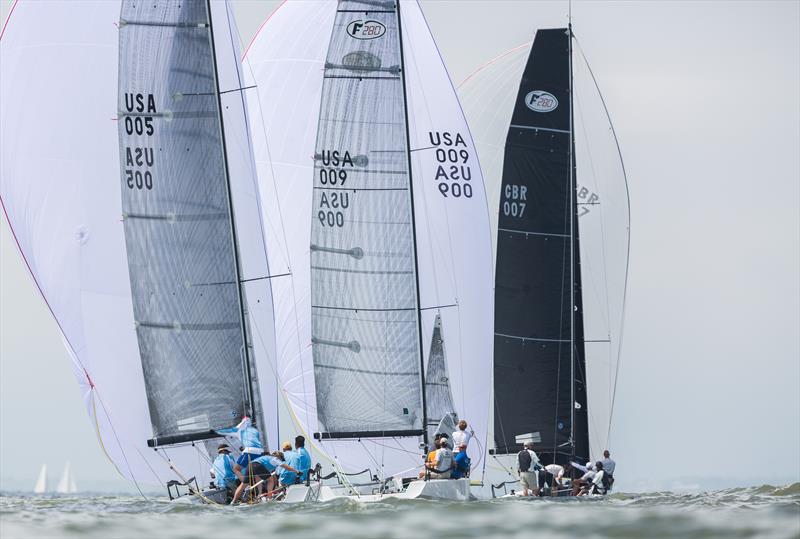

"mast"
[396,0,429,451]
[206,0,257,425]
[568,21,576,463]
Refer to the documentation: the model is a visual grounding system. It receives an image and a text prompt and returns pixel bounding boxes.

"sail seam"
[498,228,569,238]
[510,124,570,134]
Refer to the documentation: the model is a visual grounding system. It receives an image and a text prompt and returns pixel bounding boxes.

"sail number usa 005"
[122,92,156,191]
[429,131,472,199]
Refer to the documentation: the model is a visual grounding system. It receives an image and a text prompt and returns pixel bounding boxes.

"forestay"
[1,0,278,488]
[245,0,493,480]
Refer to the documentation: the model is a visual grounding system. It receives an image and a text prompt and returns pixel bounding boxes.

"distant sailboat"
[33,464,47,494]
[56,462,77,494]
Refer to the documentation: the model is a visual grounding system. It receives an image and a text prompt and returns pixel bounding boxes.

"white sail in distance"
[33,464,47,494]
[56,462,77,494]
[1,0,279,489]
[244,0,494,481]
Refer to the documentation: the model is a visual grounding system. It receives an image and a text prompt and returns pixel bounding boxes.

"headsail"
[425,314,457,440]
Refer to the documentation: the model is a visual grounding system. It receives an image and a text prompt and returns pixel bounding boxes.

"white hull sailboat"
[2,0,283,502]
[244,0,494,502]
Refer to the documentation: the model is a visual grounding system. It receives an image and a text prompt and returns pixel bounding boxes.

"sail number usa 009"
[429,131,472,199]
[317,149,352,228]
[122,92,156,191]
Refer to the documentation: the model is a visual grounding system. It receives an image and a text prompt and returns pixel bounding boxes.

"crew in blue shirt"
[294,435,312,482]
[231,452,299,503]
[216,416,265,468]
[279,441,298,486]
[451,443,470,479]
[210,444,241,492]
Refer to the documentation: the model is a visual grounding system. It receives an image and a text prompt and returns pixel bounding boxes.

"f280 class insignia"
[346,20,386,40]
[524,90,558,112]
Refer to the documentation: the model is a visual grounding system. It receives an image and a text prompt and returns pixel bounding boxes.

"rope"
[153,448,223,507]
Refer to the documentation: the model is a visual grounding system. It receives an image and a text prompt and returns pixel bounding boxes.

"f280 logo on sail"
[524,90,558,113]
[346,20,386,40]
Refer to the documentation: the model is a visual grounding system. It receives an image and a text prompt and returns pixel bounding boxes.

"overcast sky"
[1,0,798,493]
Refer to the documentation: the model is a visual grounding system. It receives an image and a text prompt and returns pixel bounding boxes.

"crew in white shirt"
[431,439,453,479]
[451,420,472,453]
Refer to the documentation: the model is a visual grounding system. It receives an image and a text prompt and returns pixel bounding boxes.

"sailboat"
[1,0,286,503]
[33,464,47,495]
[56,462,78,494]
[458,22,630,496]
[244,0,494,501]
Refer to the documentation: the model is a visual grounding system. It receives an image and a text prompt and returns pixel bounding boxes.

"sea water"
[1,484,798,539]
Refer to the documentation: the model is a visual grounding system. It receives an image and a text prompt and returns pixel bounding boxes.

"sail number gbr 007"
[122,92,156,190]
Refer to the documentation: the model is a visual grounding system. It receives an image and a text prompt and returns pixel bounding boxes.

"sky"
[1,0,798,494]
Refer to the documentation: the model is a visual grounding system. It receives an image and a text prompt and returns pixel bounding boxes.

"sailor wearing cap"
[210,444,242,495]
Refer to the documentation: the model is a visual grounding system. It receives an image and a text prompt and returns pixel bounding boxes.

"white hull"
[284,478,473,503]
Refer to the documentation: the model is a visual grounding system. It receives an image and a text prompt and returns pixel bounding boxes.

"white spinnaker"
[245,0,493,480]
[1,0,278,488]
[458,40,629,466]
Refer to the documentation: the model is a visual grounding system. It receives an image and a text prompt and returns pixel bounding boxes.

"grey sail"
[425,314,457,440]
[310,0,424,437]
[117,0,252,445]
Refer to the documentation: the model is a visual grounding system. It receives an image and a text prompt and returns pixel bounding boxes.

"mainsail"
[1,0,277,488]
[493,28,589,464]
[245,0,494,480]
[310,0,424,438]
[117,0,254,446]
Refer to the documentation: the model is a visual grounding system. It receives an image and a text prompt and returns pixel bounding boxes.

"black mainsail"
[493,27,589,465]
[117,0,258,447]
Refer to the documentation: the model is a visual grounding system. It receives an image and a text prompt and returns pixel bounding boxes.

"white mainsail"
[244,0,494,482]
[1,0,279,490]
[33,464,47,494]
